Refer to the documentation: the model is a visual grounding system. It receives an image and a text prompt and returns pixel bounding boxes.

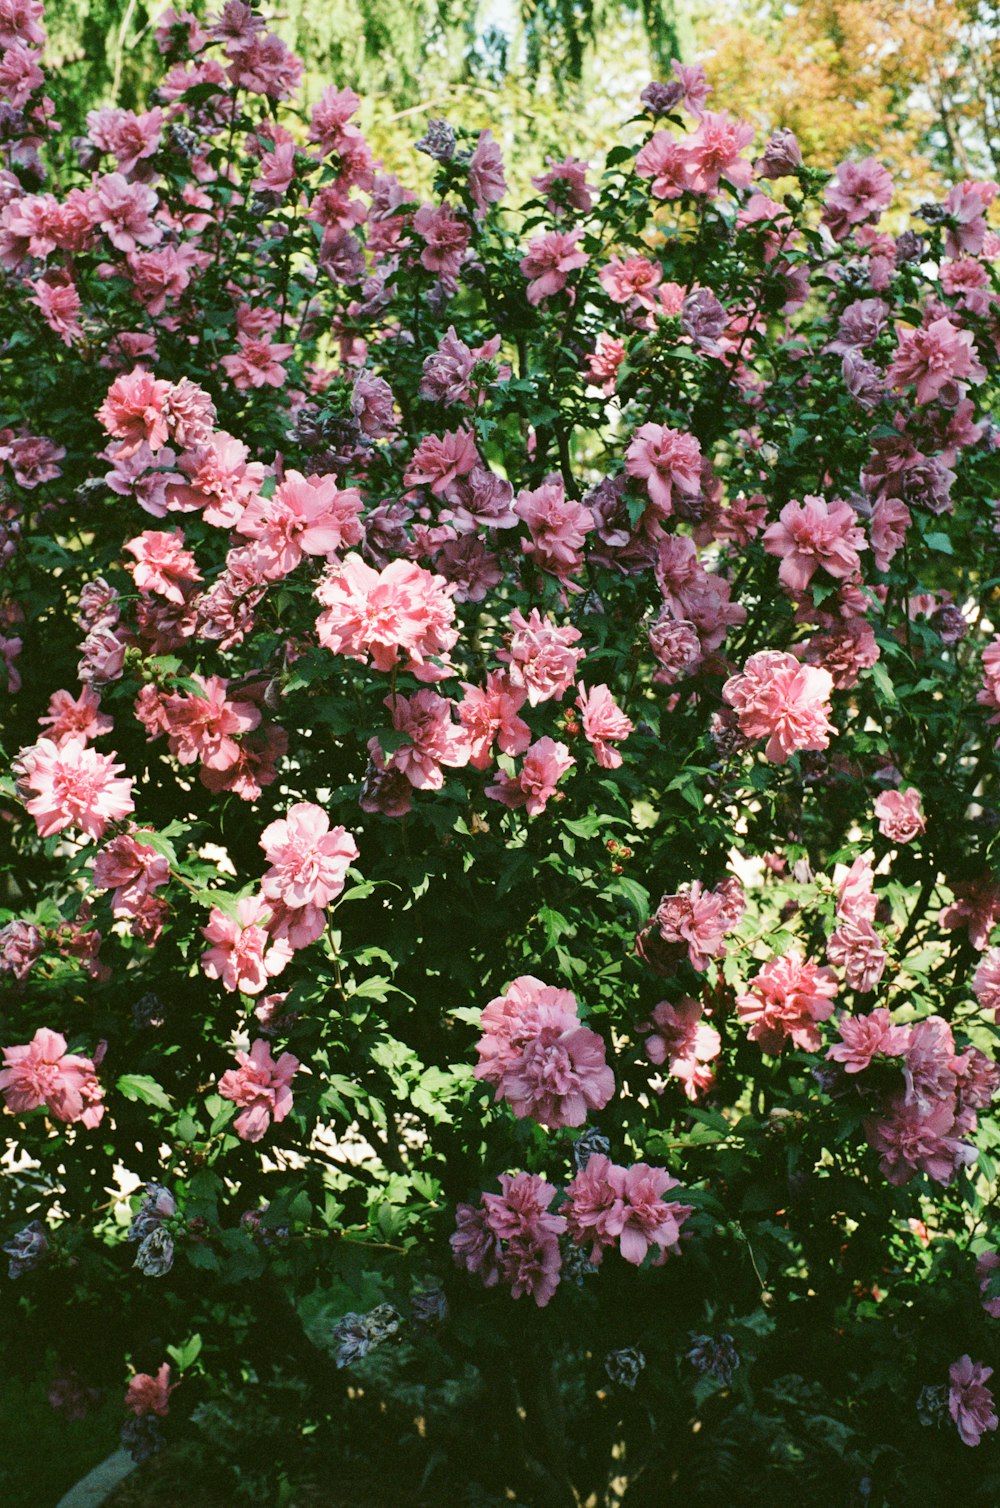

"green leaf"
[117,1075,173,1111]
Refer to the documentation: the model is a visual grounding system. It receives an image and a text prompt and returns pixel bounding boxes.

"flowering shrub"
[3,11,1000,1503]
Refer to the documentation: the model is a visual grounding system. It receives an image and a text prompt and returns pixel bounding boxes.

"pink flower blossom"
[762,495,866,594]
[531,155,594,213]
[514,478,594,579]
[874,787,925,843]
[635,132,693,200]
[736,951,838,1053]
[865,1095,971,1186]
[474,975,613,1128]
[585,333,626,394]
[124,528,201,604]
[826,917,888,993]
[485,736,574,816]
[201,896,292,995]
[93,830,170,916]
[638,878,745,973]
[624,423,702,519]
[97,369,172,458]
[87,174,160,253]
[315,553,459,682]
[976,1251,1000,1318]
[823,158,893,237]
[563,1154,692,1266]
[684,110,755,194]
[826,1008,910,1073]
[575,682,633,768]
[38,686,112,746]
[501,607,583,706]
[218,1037,300,1141]
[887,316,986,406]
[236,471,363,578]
[376,689,471,791]
[973,948,1000,1019]
[87,106,163,176]
[520,228,589,304]
[412,202,470,278]
[260,803,358,917]
[949,1356,999,1446]
[21,736,134,840]
[220,331,294,389]
[468,129,507,215]
[458,671,531,769]
[125,1364,175,1418]
[598,255,662,305]
[642,997,721,1099]
[722,651,836,764]
[0,918,42,980]
[452,1171,566,1307]
[28,274,83,344]
[0,1027,104,1127]
[404,429,478,496]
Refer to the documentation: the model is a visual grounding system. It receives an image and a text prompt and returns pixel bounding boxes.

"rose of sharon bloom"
[826,1008,911,1073]
[451,1171,566,1307]
[514,478,594,580]
[260,803,357,909]
[0,1027,104,1127]
[201,896,293,995]
[377,688,471,791]
[826,916,888,993]
[314,553,459,682]
[22,736,134,840]
[973,948,1000,1019]
[865,1095,971,1186]
[642,997,721,1100]
[474,975,613,1128]
[722,651,836,764]
[736,952,838,1053]
[874,787,925,843]
[236,471,363,578]
[124,529,202,604]
[458,671,531,770]
[575,682,633,768]
[761,496,866,595]
[976,1252,1000,1318]
[887,316,986,406]
[563,1154,693,1266]
[519,228,589,304]
[501,607,584,706]
[683,110,755,194]
[125,1364,175,1419]
[637,878,746,974]
[38,686,113,745]
[218,1038,300,1142]
[485,736,574,816]
[624,424,702,519]
[949,1357,999,1447]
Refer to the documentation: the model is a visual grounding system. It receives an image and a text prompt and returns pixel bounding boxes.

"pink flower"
[93,830,170,916]
[201,896,292,995]
[260,803,358,917]
[474,976,613,1129]
[563,1154,692,1266]
[575,682,633,768]
[168,431,266,528]
[684,110,755,194]
[874,787,925,843]
[973,948,1000,1019]
[0,0,46,49]
[598,255,662,305]
[722,651,836,764]
[520,228,589,304]
[638,878,745,973]
[97,369,172,458]
[21,736,134,840]
[514,478,594,579]
[458,671,531,770]
[976,1252,1000,1318]
[865,1095,970,1186]
[949,1356,998,1446]
[736,951,838,1053]
[585,333,626,394]
[485,736,574,816]
[404,429,478,496]
[87,174,160,252]
[826,1008,910,1073]
[468,129,507,215]
[624,423,702,519]
[87,106,163,175]
[38,686,112,746]
[887,316,986,406]
[124,529,201,604]
[412,202,470,278]
[218,1037,300,1142]
[0,1027,104,1127]
[762,495,866,594]
[635,132,693,200]
[531,155,594,213]
[376,689,471,791]
[220,331,293,389]
[315,553,459,682]
[125,1364,175,1418]
[823,158,893,237]
[28,275,83,344]
[501,607,584,706]
[826,917,888,993]
[452,1171,566,1307]
[0,919,42,981]
[236,471,363,578]
[642,997,721,1099]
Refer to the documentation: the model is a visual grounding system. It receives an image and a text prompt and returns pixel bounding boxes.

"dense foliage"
[3,5,1000,1504]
